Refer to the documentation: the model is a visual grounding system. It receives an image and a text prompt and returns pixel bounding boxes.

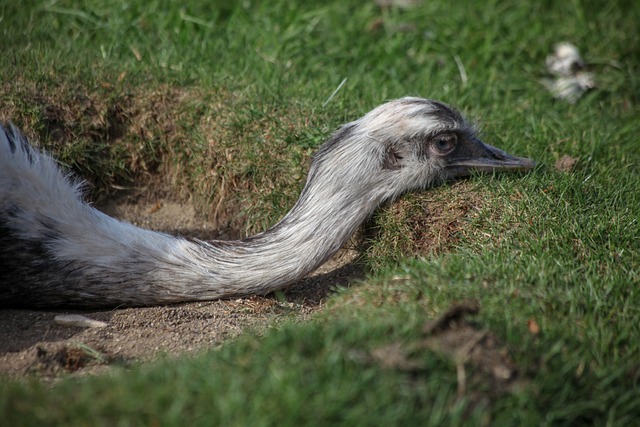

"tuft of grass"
[1,0,639,425]
[363,181,493,269]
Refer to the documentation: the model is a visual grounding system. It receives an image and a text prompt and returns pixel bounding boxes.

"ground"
[0,190,363,380]
[0,84,493,381]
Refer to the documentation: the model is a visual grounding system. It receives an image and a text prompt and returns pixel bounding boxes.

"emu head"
[311,97,534,203]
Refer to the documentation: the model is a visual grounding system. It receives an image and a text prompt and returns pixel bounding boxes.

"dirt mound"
[0,193,362,380]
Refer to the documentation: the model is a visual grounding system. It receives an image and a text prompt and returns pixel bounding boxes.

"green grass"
[1,0,639,425]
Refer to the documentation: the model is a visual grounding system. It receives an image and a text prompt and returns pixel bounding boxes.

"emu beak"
[447,137,535,178]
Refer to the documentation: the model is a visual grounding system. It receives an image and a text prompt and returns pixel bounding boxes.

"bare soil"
[0,191,363,380]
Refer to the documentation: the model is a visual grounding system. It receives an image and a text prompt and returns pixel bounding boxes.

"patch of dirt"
[0,192,363,380]
[555,154,578,172]
[361,300,523,413]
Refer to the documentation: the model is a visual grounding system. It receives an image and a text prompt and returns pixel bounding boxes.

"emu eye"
[430,133,457,155]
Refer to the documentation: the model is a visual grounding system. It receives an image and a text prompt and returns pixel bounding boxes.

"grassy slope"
[1,0,639,425]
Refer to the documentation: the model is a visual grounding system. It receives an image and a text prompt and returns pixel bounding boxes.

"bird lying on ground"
[0,97,534,308]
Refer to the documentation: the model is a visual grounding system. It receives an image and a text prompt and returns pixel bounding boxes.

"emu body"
[0,98,534,308]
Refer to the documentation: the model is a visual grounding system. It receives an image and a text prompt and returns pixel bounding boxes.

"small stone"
[54,314,108,328]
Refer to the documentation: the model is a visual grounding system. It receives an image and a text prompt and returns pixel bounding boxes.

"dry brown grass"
[363,181,491,267]
[0,80,323,234]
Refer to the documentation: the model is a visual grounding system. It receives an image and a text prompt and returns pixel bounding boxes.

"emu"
[0,97,534,308]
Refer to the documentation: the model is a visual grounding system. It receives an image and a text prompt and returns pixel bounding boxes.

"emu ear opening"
[382,145,404,170]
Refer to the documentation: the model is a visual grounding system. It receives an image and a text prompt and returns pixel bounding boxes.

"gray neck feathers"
[137,124,390,303]
[5,124,390,307]
[0,97,457,308]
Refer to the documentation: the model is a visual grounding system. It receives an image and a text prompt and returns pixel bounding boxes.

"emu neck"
[202,142,393,298]
[201,174,380,296]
